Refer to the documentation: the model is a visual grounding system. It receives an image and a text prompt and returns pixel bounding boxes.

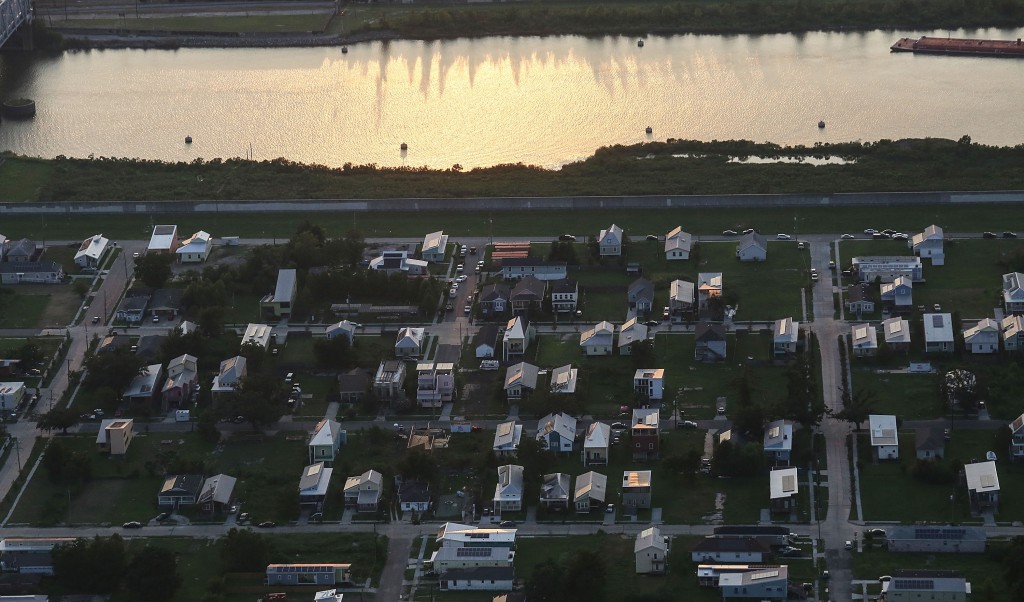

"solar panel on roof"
[782,475,796,493]
[894,579,934,590]
[750,570,780,580]
[932,315,944,327]
[981,474,997,488]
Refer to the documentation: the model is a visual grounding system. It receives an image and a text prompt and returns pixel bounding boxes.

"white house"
[598,224,623,256]
[398,480,431,513]
[550,279,579,313]
[1002,315,1024,352]
[342,469,382,512]
[549,364,578,395]
[911,224,944,265]
[882,317,912,352]
[147,225,179,254]
[736,232,767,262]
[536,412,576,453]
[502,316,533,362]
[261,269,297,318]
[664,226,692,260]
[211,355,246,400]
[309,418,345,465]
[580,321,615,356]
[1002,272,1024,313]
[633,368,664,401]
[963,318,1000,354]
[299,462,335,511]
[964,460,1000,514]
[325,320,358,343]
[493,421,523,457]
[924,313,954,353]
[421,231,449,263]
[241,323,272,350]
[852,256,924,282]
[0,382,25,412]
[176,231,212,263]
[582,422,610,465]
[395,327,426,358]
[504,362,539,402]
[573,471,608,513]
[474,324,499,359]
[74,234,109,268]
[493,464,524,513]
[440,567,515,592]
[763,420,793,466]
[769,467,799,514]
[851,323,878,357]
[869,414,899,461]
[634,527,669,574]
[618,317,649,355]
[772,317,799,357]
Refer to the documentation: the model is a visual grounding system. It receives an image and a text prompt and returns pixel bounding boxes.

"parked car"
[881,229,896,235]
[844,540,854,550]
[558,234,576,241]
[499,520,515,528]
[91,315,101,324]
[863,228,877,235]
[721,230,738,236]
[841,233,856,239]
[983,231,997,239]
[677,420,698,429]
[872,232,890,239]
[742,228,756,234]
[780,547,802,557]
[662,306,670,320]
[258,521,277,528]
[866,528,886,537]
[1005,231,1018,238]
[644,320,659,327]
[610,422,627,430]
[480,360,500,371]
[645,234,659,241]
[122,521,143,529]
[776,233,792,240]
[155,512,170,522]
[455,264,464,273]
[238,512,251,522]
[464,305,472,315]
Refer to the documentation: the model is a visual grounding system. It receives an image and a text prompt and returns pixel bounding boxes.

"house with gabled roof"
[74,234,109,268]
[963,318,1000,354]
[618,317,649,355]
[510,276,546,315]
[1008,412,1024,462]
[910,224,944,265]
[176,230,212,263]
[884,570,970,601]
[549,364,578,395]
[539,473,571,510]
[635,527,669,574]
[916,426,945,461]
[502,316,534,362]
[763,420,793,466]
[1001,315,1024,352]
[574,471,607,513]
[479,283,511,318]
[628,278,655,314]
[325,320,357,343]
[211,355,246,402]
[736,232,767,262]
[772,317,799,357]
[421,231,449,263]
[342,469,381,512]
[0,260,64,284]
[924,313,954,353]
[536,412,576,453]
[494,464,524,513]
[158,474,203,508]
[198,473,236,514]
[504,362,539,402]
[309,418,346,465]
[4,238,38,262]
[852,256,924,282]
[580,321,615,356]
[669,279,695,318]
[882,317,911,352]
[851,323,878,357]
[695,322,727,362]
[697,273,723,309]
[261,269,297,318]
[493,421,523,457]
[162,353,198,407]
[769,467,799,514]
[598,224,623,256]
[474,324,499,359]
[963,461,1000,514]
[241,323,272,350]
[299,462,334,511]
[869,414,899,461]
[880,276,914,313]
[123,363,165,409]
[551,279,578,313]
[846,282,876,315]
[395,327,425,358]
[718,566,788,600]
[582,422,610,465]
[1002,272,1024,313]
[664,226,692,261]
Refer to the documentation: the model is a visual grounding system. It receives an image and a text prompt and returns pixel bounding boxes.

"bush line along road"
[4,225,1024,601]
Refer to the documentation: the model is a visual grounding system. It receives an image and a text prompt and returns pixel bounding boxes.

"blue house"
[763,420,793,466]
[718,565,788,600]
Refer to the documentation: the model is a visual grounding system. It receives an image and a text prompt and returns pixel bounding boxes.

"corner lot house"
[343,469,382,512]
[772,317,799,357]
[421,230,449,262]
[0,382,25,412]
[664,226,692,260]
[634,527,669,574]
[395,327,425,358]
[493,464,525,513]
[910,224,945,265]
[869,414,899,461]
[1002,272,1024,313]
[309,418,345,465]
[618,317,649,355]
[504,362,539,402]
[147,225,180,254]
[598,224,623,256]
[261,268,297,318]
[882,570,970,602]
[580,321,615,356]
[176,230,212,263]
[963,318,999,354]
[851,323,878,357]
[963,460,1000,514]
[96,418,134,456]
[718,565,788,600]
[536,412,577,453]
[158,474,204,508]
[735,232,767,262]
[622,470,652,510]
[886,526,985,553]
[769,467,799,514]
[923,313,954,353]
[763,420,793,466]
[74,234,109,268]
[883,317,912,352]
[0,260,65,284]
[852,256,924,283]
[299,462,335,511]
[574,471,608,513]
[241,323,272,350]
[633,368,664,401]
[493,421,523,457]
[582,422,610,465]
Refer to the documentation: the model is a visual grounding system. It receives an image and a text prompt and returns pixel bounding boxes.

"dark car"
[258,521,277,528]
[644,320,660,327]
[866,528,886,537]
[610,422,627,430]
[881,228,896,235]
[155,512,170,522]
[558,234,576,241]
[122,521,143,529]
[983,231,998,239]
[780,546,802,557]
[1005,231,1018,238]
[677,420,698,429]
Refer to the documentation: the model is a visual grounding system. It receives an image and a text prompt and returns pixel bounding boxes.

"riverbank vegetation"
[2,137,1024,203]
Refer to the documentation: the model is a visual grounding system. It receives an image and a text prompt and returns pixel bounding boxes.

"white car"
[864,228,877,235]
[455,264,464,273]
[841,233,856,239]
[776,233,792,240]
[456,275,468,283]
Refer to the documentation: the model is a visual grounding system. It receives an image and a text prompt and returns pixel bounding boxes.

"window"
[649,443,654,450]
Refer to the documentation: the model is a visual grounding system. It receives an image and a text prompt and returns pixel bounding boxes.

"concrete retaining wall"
[2,191,1024,215]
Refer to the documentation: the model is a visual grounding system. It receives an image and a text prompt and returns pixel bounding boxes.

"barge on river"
[891,36,1024,57]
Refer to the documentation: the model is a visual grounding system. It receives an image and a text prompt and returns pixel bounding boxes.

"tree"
[942,369,979,413]
[14,341,44,368]
[630,339,655,367]
[313,335,354,370]
[221,373,286,431]
[524,558,563,602]
[1004,536,1024,600]
[334,229,367,267]
[135,253,174,289]
[563,548,606,602]
[220,528,273,573]
[238,340,269,373]
[37,407,80,434]
[52,535,127,594]
[198,305,225,337]
[834,388,878,430]
[125,546,182,602]
[72,279,90,299]
[85,349,145,392]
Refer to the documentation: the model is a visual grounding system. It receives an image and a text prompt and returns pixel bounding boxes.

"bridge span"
[0,0,32,50]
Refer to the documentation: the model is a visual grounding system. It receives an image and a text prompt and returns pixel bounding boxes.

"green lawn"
[59,13,331,32]
[857,429,1024,523]
[852,543,1011,602]
[851,369,942,420]
[0,290,51,328]
[221,292,264,325]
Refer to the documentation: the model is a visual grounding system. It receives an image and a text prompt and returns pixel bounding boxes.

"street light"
[950,493,955,525]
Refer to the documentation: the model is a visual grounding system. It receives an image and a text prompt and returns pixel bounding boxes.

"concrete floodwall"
[2,191,1024,215]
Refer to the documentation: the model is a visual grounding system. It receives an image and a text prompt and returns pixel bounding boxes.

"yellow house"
[96,419,134,456]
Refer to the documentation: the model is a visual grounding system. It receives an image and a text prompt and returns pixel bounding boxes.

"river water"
[1,27,1023,169]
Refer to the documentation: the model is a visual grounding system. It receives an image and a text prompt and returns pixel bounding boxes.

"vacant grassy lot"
[851,369,941,420]
[857,428,1024,523]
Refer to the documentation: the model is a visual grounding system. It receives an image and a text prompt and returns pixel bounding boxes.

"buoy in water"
[185,136,193,144]
[400,143,408,151]
[817,121,826,129]
[645,126,653,134]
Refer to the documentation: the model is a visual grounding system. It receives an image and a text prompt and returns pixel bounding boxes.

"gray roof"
[197,474,236,505]
[505,362,539,390]
[695,322,726,342]
[691,536,769,554]
[0,261,61,274]
[398,480,430,504]
[916,427,945,452]
[473,324,499,349]
[480,283,511,303]
[629,277,655,300]
[337,368,369,393]
[551,279,577,295]
[273,269,297,303]
[889,570,968,593]
[510,276,546,301]
[6,238,36,258]
[149,288,184,312]
[887,525,985,542]
[160,474,204,496]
